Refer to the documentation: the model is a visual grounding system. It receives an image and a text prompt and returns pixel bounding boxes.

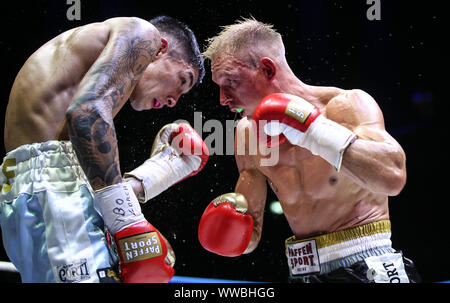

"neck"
[273,69,312,97]
[270,68,331,109]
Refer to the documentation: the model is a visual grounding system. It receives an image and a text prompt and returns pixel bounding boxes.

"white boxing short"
[0,141,119,283]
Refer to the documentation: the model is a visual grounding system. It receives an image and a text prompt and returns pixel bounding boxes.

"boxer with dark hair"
[0,16,208,283]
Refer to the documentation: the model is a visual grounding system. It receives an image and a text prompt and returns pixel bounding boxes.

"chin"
[244,109,255,118]
[130,100,145,111]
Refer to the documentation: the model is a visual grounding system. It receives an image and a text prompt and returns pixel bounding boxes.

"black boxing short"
[285,220,421,283]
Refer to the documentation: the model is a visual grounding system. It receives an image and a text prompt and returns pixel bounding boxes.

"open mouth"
[230,107,244,114]
[153,98,162,108]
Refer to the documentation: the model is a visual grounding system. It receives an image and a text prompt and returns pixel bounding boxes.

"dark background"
[0,0,447,283]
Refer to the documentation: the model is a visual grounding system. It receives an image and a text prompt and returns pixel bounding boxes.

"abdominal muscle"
[257,142,389,239]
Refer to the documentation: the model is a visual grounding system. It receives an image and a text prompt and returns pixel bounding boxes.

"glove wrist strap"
[124,146,200,203]
[94,182,145,235]
[303,116,357,171]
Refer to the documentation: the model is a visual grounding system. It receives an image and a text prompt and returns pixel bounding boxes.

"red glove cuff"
[114,221,174,283]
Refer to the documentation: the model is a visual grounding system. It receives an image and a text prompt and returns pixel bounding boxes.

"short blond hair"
[203,17,284,66]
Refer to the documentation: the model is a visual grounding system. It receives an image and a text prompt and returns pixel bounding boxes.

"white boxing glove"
[124,122,209,202]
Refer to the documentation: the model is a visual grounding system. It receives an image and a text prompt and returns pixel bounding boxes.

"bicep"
[328,90,407,193]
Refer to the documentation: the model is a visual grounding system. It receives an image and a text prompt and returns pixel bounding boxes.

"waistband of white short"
[3,140,76,164]
[286,220,393,266]
[0,140,88,200]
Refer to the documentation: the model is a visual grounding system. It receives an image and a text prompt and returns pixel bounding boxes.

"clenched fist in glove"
[124,122,209,202]
[94,182,175,283]
[253,93,357,171]
[198,193,254,257]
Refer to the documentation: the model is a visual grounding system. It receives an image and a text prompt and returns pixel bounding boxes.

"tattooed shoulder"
[66,17,161,189]
[109,17,161,79]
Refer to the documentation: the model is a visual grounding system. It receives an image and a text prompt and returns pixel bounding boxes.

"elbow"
[65,102,82,124]
[65,106,77,132]
[65,105,83,137]
[243,241,257,255]
[243,231,260,254]
[381,151,407,196]
[65,105,74,119]
[65,104,98,138]
[365,150,407,196]
[384,166,407,196]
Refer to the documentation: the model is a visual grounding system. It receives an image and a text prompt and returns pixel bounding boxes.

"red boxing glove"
[114,221,175,283]
[124,122,209,202]
[253,93,356,171]
[171,122,209,181]
[198,193,253,257]
[252,93,321,148]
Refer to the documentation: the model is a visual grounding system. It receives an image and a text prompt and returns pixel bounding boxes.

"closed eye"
[228,78,238,88]
[180,71,194,90]
[179,76,189,94]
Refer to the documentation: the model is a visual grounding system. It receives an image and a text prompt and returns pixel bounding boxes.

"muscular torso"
[4,20,115,152]
[238,87,389,239]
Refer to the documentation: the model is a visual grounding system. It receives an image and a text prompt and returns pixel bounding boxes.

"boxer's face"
[211,53,271,117]
[130,55,198,111]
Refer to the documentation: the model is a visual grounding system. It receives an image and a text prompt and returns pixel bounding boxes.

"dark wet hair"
[149,15,205,85]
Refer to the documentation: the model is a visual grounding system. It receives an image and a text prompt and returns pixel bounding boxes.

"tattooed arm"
[66,17,161,190]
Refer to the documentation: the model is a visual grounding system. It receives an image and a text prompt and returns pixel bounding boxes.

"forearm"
[234,169,267,254]
[67,105,122,190]
[65,19,161,190]
[341,138,406,196]
[67,105,147,197]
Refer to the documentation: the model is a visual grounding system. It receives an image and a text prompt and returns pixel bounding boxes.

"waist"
[285,220,393,276]
[3,140,75,162]
[1,140,89,200]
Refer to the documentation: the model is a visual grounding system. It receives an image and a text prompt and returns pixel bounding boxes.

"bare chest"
[255,142,340,202]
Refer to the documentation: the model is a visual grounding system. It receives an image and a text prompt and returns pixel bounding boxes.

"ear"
[259,57,277,81]
[155,37,169,58]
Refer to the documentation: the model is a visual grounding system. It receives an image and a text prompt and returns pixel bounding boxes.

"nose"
[219,88,232,107]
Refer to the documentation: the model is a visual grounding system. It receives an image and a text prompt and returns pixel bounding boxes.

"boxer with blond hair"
[198,17,420,283]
